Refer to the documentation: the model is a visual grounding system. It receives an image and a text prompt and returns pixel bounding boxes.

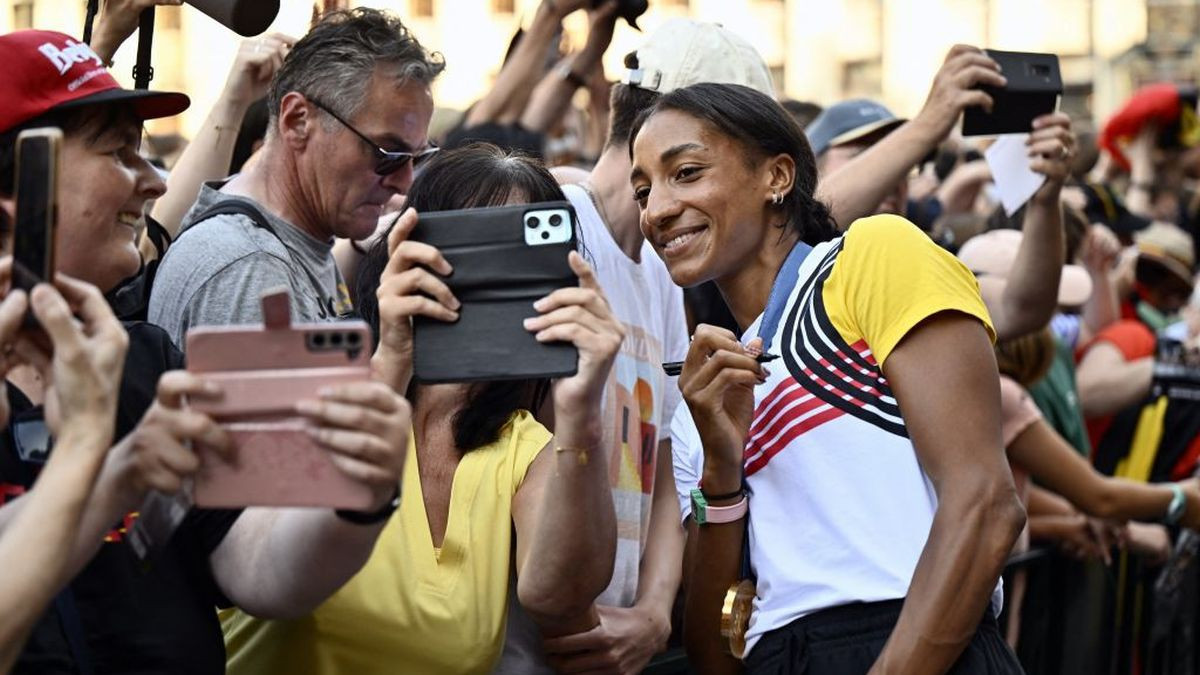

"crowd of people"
[2,0,1200,673]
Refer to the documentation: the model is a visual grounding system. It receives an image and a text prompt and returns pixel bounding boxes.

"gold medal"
[721,578,756,660]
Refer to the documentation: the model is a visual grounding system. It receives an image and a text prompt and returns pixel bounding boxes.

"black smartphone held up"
[12,127,61,294]
[409,201,579,384]
[962,50,1062,137]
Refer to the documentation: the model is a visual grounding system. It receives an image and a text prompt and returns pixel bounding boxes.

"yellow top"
[222,410,552,675]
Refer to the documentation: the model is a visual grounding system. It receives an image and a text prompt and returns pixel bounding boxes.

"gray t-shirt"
[148,182,352,348]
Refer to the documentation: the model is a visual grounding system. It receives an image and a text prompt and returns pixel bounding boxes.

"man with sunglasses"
[149,8,444,347]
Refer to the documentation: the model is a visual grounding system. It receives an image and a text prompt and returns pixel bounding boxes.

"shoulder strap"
[190,200,337,320]
[143,214,172,260]
[191,200,276,236]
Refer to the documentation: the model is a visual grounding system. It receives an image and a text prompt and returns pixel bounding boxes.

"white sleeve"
[658,277,690,442]
[671,402,703,524]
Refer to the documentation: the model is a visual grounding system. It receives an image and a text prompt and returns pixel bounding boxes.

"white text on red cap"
[38,39,102,76]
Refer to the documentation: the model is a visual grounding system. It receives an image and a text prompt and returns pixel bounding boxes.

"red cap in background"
[0,29,189,133]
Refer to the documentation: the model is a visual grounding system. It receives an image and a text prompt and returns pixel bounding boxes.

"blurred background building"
[1,0,1192,141]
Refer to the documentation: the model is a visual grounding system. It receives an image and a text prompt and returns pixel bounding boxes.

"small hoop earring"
[771,191,783,206]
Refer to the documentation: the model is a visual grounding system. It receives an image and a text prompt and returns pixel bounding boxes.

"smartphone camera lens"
[311,333,327,348]
[347,332,362,347]
[526,216,539,229]
[330,332,344,347]
[541,231,550,240]
[549,213,563,227]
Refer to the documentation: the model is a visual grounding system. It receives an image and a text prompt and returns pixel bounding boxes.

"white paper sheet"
[984,133,1046,216]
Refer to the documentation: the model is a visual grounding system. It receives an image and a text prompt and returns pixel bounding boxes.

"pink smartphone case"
[184,291,378,510]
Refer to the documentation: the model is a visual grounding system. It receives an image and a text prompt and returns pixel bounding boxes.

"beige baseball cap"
[621,19,774,98]
[1135,222,1195,289]
[958,229,1093,308]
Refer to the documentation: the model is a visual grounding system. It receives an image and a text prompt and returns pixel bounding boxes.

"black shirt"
[3,322,240,675]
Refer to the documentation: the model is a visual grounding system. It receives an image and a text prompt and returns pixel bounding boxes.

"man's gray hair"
[268,8,445,126]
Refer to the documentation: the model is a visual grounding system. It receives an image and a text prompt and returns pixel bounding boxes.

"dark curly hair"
[268,8,445,124]
[628,83,838,246]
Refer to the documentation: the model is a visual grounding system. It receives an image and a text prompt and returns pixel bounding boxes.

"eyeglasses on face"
[308,97,439,176]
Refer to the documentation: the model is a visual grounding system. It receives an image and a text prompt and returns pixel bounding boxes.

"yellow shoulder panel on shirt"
[822,214,996,367]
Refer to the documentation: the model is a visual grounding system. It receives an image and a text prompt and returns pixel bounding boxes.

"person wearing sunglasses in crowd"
[148,9,443,345]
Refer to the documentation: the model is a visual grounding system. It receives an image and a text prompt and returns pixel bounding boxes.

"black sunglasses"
[309,98,439,176]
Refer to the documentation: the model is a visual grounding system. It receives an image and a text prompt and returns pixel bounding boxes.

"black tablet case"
[962,50,1062,136]
[410,201,579,383]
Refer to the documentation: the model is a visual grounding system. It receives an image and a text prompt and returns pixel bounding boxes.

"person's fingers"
[1027,138,1071,159]
[294,398,392,436]
[744,336,765,358]
[956,90,995,114]
[1028,157,1068,177]
[28,284,85,359]
[380,268,460,312]
[953,64,1007,92]
[385,208,419,261]
[533,286,612,323]
[316,381,407,414]
[682,350,765,404]
[148,430,203,477]
[943,44,987,65]
[693,348,764,381]
[379,294,460,324]
[326,451,399,490]
[568,250,599,292]
[161,408,233,457]
[264,32,296,46]
[386,241,453,282]
[525,304,610,337]
[51,273,125,342]
[267,52,285,76]
[530,322,594,349]
[1025,125,1073,147]
[681,324,744,383]
[156,370,222,409]
[945,50,1001,75]
[0,290,27,347]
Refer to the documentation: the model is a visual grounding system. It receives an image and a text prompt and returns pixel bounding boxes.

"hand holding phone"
[916,46,1007,141]
[524,251,624,413]
[408,201,580,384]
[372,207,460,393]
[962,50,1062,137]
[185,290,406,509]
[1024,112,1076,203]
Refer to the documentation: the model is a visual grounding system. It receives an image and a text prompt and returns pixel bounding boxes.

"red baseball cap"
[0,29,189,133]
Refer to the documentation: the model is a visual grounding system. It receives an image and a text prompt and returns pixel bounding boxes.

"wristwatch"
[336,487,401,526]
[691,488,748,525]
[1164,483,1187,526]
